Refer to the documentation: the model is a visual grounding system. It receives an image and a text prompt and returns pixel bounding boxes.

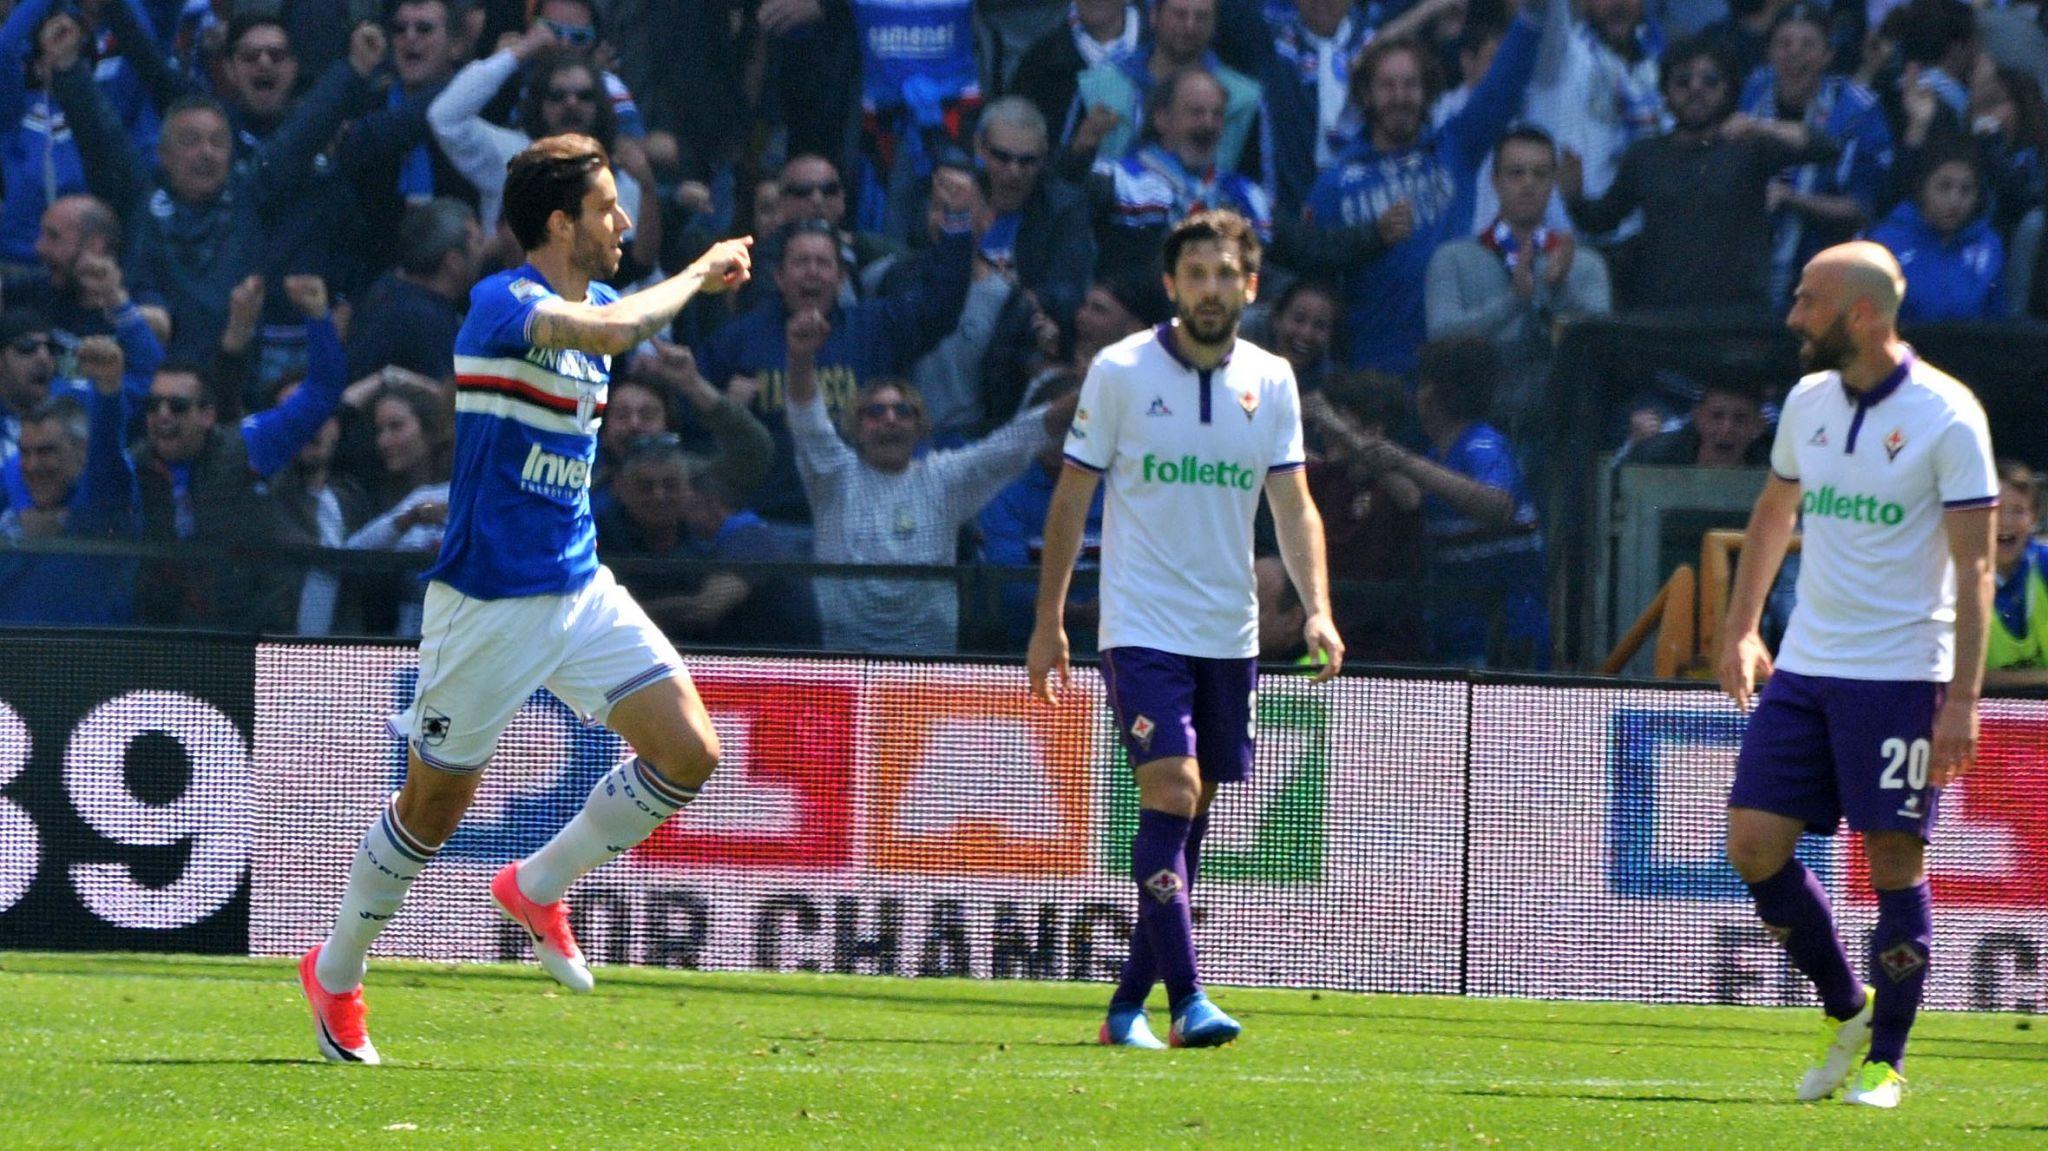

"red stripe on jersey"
[456,374,605,417]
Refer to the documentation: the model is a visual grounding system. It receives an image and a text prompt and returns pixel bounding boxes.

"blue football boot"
[1169,992,1241,1048]
[1098,1003,1168,1049]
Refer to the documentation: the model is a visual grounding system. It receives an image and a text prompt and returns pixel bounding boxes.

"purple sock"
[1184,812,1211,885]
[1113,809,1200,1008]
[1867,882,1932,1069]
[1746,859,1864,1020]
[1112,813,1211,1008]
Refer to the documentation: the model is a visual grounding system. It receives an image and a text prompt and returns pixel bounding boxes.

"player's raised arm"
[1028,462,1100,704]
[530,237,754,355]
[1265,467,1343,681]
[1717,474,1802,710]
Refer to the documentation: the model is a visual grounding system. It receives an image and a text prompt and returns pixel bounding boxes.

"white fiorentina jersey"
[1770,353,1997,682]
[1064,324,1306,658]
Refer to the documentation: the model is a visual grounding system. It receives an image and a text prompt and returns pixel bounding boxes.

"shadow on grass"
[1240,1004,1800,1036]
[1911,1040,2048,1064]
[1446,1087,1798,1107]
[763,1033,1085,1049]
[6,954,1103,1015]
[102,1056,497,1072]
[104,1057,338,1068]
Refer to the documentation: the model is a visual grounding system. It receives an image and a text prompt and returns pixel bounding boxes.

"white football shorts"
[391,565,687,774]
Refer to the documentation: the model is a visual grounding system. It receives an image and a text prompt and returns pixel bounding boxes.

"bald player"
[1717,241,1997,1109]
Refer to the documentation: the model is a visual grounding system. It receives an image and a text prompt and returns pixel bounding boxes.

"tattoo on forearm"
[530,307,606,350]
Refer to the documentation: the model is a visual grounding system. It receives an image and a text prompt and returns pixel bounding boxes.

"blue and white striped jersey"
[426,265,618,600]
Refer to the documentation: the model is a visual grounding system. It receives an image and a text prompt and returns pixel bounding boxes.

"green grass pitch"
[2,952,2042,1150]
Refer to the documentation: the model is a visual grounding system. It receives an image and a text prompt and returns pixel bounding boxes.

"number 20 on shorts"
[1879,737,1932,790]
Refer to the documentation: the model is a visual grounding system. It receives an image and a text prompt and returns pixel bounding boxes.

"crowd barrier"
[0,632,2041,1011]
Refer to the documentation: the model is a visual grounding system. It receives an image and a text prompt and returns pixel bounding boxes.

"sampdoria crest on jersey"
[508,277,548,302]
[1239,389,1259,421]
[1884,428,1906,462]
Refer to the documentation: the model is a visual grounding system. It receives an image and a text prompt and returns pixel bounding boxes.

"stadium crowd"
[0,0,2044,669]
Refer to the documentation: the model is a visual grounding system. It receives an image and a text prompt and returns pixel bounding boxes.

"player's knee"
[1137,773,1201,819]
[1863,834,1925,890]
[395,769,480,847]
[642,726,720,791]
[1725,830,1790,884]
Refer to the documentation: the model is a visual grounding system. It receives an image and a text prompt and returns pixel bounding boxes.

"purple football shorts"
[1099,646,1257,782]
[1731,668,1945,839]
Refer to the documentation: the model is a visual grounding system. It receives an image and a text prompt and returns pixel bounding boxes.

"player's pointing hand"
[693,236,754,295]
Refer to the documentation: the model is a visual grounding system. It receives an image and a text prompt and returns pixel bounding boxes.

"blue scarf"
[392,85,434,202]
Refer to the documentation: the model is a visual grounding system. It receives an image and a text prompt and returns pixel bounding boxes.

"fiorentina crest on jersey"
[1239,389,1259,421]
[1884,428,1906,462]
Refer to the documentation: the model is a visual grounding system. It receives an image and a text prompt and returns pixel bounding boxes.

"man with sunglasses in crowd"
[127,274,346,628]
[771,153,905,304]
[525,0,647,139]
[1562,37,1838,314]
[341,0,484,274]
[785,301,1076,655]
[0,310,88,509]
[974,96,1094,338]
[0,335,140,626]
[694,208,975,524]
[430,19,660,275]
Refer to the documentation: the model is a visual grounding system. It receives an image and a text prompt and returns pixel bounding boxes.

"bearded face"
[1796,312,1855,372]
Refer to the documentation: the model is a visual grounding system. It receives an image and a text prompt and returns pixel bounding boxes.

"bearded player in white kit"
[1719,241,1997,1108]
[1030,209,1344,1049]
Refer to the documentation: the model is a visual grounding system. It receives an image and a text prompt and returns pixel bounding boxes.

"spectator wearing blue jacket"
[1304,3,1542,377]
[1381,338,1549,668]
[695,218,974,523]
[0,294,160,511]
[0,336,143,624]
[63,24,381,369]
[127,276,350,629]
[0,0,162,270]
[1256,0,1468,215]
[327,0,477,278]
[1738,3,1894,309]
[1865,146,2007,322]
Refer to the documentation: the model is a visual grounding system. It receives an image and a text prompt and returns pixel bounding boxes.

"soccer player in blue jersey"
[1030,210,1344,1049]
[300,133,754,1065]
[1719,241,1997,1108]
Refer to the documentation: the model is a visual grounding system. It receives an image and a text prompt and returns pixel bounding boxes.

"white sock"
[517,758,696,905]
[316,801,438,994]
